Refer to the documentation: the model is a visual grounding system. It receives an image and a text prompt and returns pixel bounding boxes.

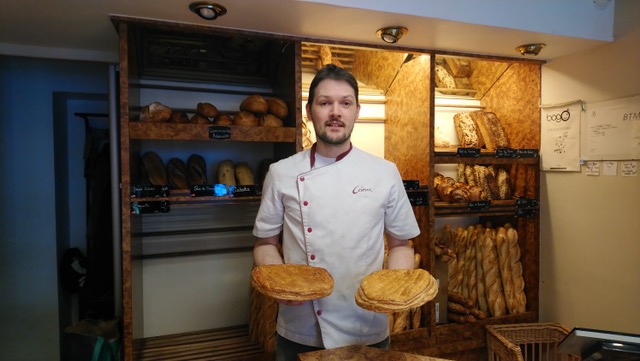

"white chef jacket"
[253,144,420,349]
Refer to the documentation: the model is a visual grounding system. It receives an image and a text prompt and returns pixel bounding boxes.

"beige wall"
[539,0,640,334]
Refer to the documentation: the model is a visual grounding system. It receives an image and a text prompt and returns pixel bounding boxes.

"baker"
[252,64,421,361]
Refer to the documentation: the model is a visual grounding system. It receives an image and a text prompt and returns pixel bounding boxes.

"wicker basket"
[486,323,581,361]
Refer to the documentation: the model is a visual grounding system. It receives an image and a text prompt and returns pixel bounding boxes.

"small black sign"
[190,184,215,197]
[515,207,538,218]
[407,190,429,206]
[456,147,481,158]
[468,200,491,210]
[403,180,420,190]
[232,185,262,197]
[131,201,170,214]
[208,126,231,140]
[516,148,539,158]
[515,197,539,208]
[131,185,170,198]
[496,148,517,158]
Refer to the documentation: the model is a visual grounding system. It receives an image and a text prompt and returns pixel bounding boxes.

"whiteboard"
[581,95,640,160]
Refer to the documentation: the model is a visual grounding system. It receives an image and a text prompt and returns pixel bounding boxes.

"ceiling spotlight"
[376,26,408,44]
[189,2,227,20]
[516,43,546,56]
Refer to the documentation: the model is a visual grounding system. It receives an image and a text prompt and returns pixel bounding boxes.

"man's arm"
[386,236,415,269]
[253,234,283,266]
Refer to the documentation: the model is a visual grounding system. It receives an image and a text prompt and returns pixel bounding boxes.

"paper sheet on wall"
[540,101,582,171]
[583,95,640,160]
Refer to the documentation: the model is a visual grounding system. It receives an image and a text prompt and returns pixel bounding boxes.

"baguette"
[481,229,507,317]
[508,227,527,313]
[496,227,516,314]
[475,225,490,315]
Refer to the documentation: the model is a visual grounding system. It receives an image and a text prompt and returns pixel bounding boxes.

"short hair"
[307,64,359,106]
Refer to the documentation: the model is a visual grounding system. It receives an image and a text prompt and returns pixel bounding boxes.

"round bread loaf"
[213,113,233,126]
[233,111,259,126]
[190,113,211,124]
[169,111,190,123]
[260,114,284,128]
[197,102,219,118]
[140,102,172,122]
[240,95,269,114]
[267,97,288,119]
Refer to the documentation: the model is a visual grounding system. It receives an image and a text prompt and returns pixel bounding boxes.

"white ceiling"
[0,0,617,63]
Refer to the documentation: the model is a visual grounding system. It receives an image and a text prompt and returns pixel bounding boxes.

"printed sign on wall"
[541,101,582,171]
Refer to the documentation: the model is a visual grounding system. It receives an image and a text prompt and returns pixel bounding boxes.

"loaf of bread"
[233,111,259,126]
[507,227,527,313]
[169,111,190,123]
[260,114,284,127]
[496,227,516,314]
[481,229,507,317]
[470,111,509,151]
[217,159,236,186]
[464,165,477,186]
[187,154,207,185]
[141,151,167,186]
[240,95,269,114]
[197,102,219,118]
[485,166,501,200]
[453,113,481,148]
[444,57,472,77]
[497,168,512,200]
[464,226,478,306]
[267,97,288,119]
[435,126,451,148]
[140,102,172,122]
[474,227,489,315]
[167,157,189,190]
[234,162,255,185]
[190,113,211,124]
[213,113,233,126]
[435,65,456,89]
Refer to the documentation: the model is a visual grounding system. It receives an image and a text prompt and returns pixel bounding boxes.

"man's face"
[306,78,360,147]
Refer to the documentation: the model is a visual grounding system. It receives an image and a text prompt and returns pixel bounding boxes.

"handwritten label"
[496,148,517,158]
[403,180,420,190]
[131,185,170,198]
[515,197,539,208]
[208,126,231,140]
[190,184,214,197]
[515,207,538,218]
[456,148,480,158]
[621,161,638,177]
[586,161,600,176]
[407,190,429,206]
[516,149,539,158]
[131,201,170,214]
[468,200,491,210]
[232,185,262,197]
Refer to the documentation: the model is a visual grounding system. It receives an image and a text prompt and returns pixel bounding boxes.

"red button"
[303,201,308,206]
[316,310,322,316]
[307,227,312,233]
[310,254,316,260]
[300,176,305,181]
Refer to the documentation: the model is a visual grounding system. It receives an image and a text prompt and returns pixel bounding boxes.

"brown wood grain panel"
[351,49,404,95]
[129,122,296,142]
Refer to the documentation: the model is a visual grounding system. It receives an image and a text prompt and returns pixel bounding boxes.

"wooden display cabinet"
[113,15,543,361]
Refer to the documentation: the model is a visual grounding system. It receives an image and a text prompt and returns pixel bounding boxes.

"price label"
[468,200,491,210]
[496,148,517,158]
[456,148,481,158]
[190,184,214,197]
[131,201,170,214]
[516,148,539,158]
[403,180,420,190]
[515,197,539,207]
[131,185,170,198]
[232,185,262,197]
[407,190,429,206]
[209,126,231,140]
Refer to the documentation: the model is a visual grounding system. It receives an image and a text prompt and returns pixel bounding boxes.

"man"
[253,64,420,361]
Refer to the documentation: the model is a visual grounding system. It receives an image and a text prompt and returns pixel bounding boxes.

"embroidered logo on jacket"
[352,186,372,194]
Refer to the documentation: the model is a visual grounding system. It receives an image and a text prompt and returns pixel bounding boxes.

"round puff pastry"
[251,264,334,302]
[356,268,438,313]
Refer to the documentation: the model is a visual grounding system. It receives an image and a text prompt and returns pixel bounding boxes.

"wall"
[539,0,640,334]
[0,56,110,360]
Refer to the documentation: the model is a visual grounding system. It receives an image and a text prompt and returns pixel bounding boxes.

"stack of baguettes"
[445,223,526,323]
[251,264,334,301]
[356,268,438,313]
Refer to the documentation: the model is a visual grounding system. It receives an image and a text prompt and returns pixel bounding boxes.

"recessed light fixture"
[189,1,227,20]
[516,43,546,56]
[376,26,408,44]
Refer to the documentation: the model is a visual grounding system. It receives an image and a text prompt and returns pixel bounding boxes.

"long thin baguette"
[496,227,516,314]
[508,227,527,313]
[481,229,507,317]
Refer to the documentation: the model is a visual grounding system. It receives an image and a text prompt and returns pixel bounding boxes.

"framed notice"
[582,95,640,160]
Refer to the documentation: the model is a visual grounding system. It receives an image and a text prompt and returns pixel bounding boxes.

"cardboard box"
[434,260,449,324]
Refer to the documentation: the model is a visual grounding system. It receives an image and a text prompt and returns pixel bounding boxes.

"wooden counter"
[298,345,452,361]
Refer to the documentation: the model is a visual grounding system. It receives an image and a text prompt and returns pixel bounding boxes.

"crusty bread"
[444,57,472,77]
[167,157,189,190]
[213,113,233,126]
[435,65,456,89]
[233,111,259,126]
[356,268,438,313]
[507,227,527,313]
[481,229,507,317]
[141,151,167,186]
[496,227,516,314]
[169,111,190,123]
[217,159,236,186]
[260,113,284,127]
[240,95,269,114]
[475,228,490,315]
[252,264,334,301]
[187,154,207,186]
[266,97,288,119]
[234,162,255,185]
[140,102,172,122]
[470,111,509,151]
[196,102,219,118]
[190,113,211,124]
[453,113,481,148]
[497,168,512,200]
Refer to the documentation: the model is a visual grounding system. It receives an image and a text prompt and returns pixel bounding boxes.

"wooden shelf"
[133,325,271,361]
[434,147,539,165]
[129,122,296,142]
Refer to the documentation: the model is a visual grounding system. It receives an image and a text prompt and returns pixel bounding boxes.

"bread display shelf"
[434,147,539,165]
[434,199,521,217]
[129,122,296,142]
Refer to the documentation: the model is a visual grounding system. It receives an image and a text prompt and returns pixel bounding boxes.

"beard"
[316,130,350,146]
